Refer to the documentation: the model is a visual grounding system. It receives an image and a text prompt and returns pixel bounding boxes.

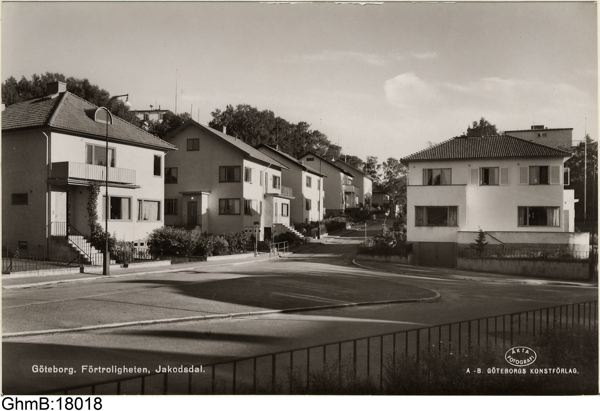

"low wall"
[356,254,409,264]
[458,231,590,249]
[457,257,590,281]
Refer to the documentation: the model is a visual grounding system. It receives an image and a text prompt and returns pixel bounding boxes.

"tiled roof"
[299,151,354,176]
[334,160,373,181]
[168,121,288,169]
[2,92,175,151]
[256,144,326,177]
[403,135,570,162]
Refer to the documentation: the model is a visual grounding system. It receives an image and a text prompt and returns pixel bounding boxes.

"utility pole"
[174,68,178,114]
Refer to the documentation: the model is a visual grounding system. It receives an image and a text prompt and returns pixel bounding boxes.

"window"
[260,170,264,186]
[480,167,499,185]
[423,168,452,185]
[103,196,131,220]
[306,176,312,188]
[343,175,353,185]
[244,167,253,183]
[306,157,315,162]
[165,167,178,184]
[305,199,312,211]
[281,203,289,217]
[244,199,258,216]
[153,155,162,176]
[518,206,560,227]
[317,179,321,190]
[165,199,178,215]
[11,193,28,205]
[138,200,160,221]
[529,166,549,185]
[219,166,241,182]
[317,200,321,211]
[219,198,241,215]
[415,206,458,227]
[564,167,570,186]
[86,144,115,167]
[272,175,281,189]
[187,138,200,151]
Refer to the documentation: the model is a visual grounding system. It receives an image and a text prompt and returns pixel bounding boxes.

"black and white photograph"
[1,0,598,401]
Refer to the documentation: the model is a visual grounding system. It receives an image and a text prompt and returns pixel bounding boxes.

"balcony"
[50,162,136,186]
[265,185,294,199]
[343,184,356,193]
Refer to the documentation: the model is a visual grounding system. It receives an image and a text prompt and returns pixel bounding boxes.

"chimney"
[47,81,67,95]
[531,125,545,130]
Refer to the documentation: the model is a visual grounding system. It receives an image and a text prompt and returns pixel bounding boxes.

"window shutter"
[550,166,560,185]
[519,167,528,184]
[500,168,509,185]
[470,168,479,185]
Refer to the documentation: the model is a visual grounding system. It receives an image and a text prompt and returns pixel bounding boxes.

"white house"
[334,160,374,207]
[299,152,355,215]
[256,145,325,224]
[1,81,176,263]
[404,134,588,267]
[163,120,293,241]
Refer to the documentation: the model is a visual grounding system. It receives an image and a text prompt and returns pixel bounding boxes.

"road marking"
[271,291,348,305]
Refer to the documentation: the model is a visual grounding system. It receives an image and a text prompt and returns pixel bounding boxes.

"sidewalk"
[2,252,274,289]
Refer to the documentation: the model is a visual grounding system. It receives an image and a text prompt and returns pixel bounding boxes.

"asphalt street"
[2,234,597,394]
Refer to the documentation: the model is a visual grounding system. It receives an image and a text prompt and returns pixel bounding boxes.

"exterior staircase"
[274,223,307,241]
[67,235,105,266]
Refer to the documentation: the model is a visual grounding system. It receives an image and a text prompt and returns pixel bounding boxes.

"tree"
[380,157,407,221]
[471,229,488,257]
[208,103,339,159]
[339,154,364,170]
[363,156,381,184]
[565,135,598,232]
[461,117,499,138]
[1,72,140,126]
[146,111,192,138]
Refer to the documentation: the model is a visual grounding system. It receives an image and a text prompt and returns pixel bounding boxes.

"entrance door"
[50,191,67,235]
[187,201,198,227]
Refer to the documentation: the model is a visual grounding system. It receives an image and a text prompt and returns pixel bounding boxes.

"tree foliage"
[461,117,499,138]
[380,157,407,218]
[145,111,192,138]
[2,72,140,125]
[364,155,381,184]
[208,104,340,159]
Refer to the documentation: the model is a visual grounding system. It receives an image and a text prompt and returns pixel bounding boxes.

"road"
[2,235,597,393]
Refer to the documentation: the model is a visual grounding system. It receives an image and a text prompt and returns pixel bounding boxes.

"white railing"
[51,162,136,185]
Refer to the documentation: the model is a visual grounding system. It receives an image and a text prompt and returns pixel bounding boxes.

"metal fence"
[270,241,289,257]
[45,299,597,395]
[2,255,82,274]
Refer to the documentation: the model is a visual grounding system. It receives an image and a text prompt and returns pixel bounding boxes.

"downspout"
[42,130,51,258]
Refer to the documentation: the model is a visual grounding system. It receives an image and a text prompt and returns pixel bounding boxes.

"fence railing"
[270,241,289,257]
[458,245,591,261]
[44,300,597,395]
[2,253,82,274]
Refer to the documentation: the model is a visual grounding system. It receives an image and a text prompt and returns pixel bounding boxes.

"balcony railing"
[51,162,136,185]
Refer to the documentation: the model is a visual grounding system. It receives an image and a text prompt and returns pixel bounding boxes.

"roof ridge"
[60,92,175,149]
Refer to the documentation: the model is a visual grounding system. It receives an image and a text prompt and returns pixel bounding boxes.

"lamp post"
[100,94,131,276]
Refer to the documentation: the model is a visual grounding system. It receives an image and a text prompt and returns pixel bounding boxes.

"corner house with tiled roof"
[163,120,293,241]
[256,144,326,225]
[1,81,176,263]
[298,152,356,215]
[403,134,589,267]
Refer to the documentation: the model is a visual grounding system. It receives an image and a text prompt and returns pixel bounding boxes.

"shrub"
[113,241,134,264]
[147,226,194,257]
[323,217,347,233]
[211,236,230,256]
[273,231,299,245]
[223,232,250,254]
[358,231,411,256]
[89,223,116,255]
[345,207,371,222]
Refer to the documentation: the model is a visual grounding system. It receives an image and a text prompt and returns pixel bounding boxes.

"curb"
[2,255,276,290]
[352,258,597,288]
[3,290,440,339]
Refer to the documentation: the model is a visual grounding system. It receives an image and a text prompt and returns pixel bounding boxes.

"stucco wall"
[407,157,571,243]
[300,155,344,213]
[2,130,49,257]
[51,132,166,242]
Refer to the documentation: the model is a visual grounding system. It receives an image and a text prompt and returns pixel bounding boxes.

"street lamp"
[99,94,131,276]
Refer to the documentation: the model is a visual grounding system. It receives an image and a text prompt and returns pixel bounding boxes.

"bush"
[323,217,347,233]
[223,232,250,254]
[147,226,195,257]
[211,236,230,256]
[89,223,116,255]
[344,207,371,222]
[358,231,411,256]
[113,241,134,264]
[273,231,300,245]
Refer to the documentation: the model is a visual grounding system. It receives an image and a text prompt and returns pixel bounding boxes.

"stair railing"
[66,224,101,266]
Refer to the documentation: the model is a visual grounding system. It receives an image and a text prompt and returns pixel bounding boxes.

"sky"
[2,1,597,160]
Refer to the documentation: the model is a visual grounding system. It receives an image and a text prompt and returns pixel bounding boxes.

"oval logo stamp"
[505,346,537,367]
